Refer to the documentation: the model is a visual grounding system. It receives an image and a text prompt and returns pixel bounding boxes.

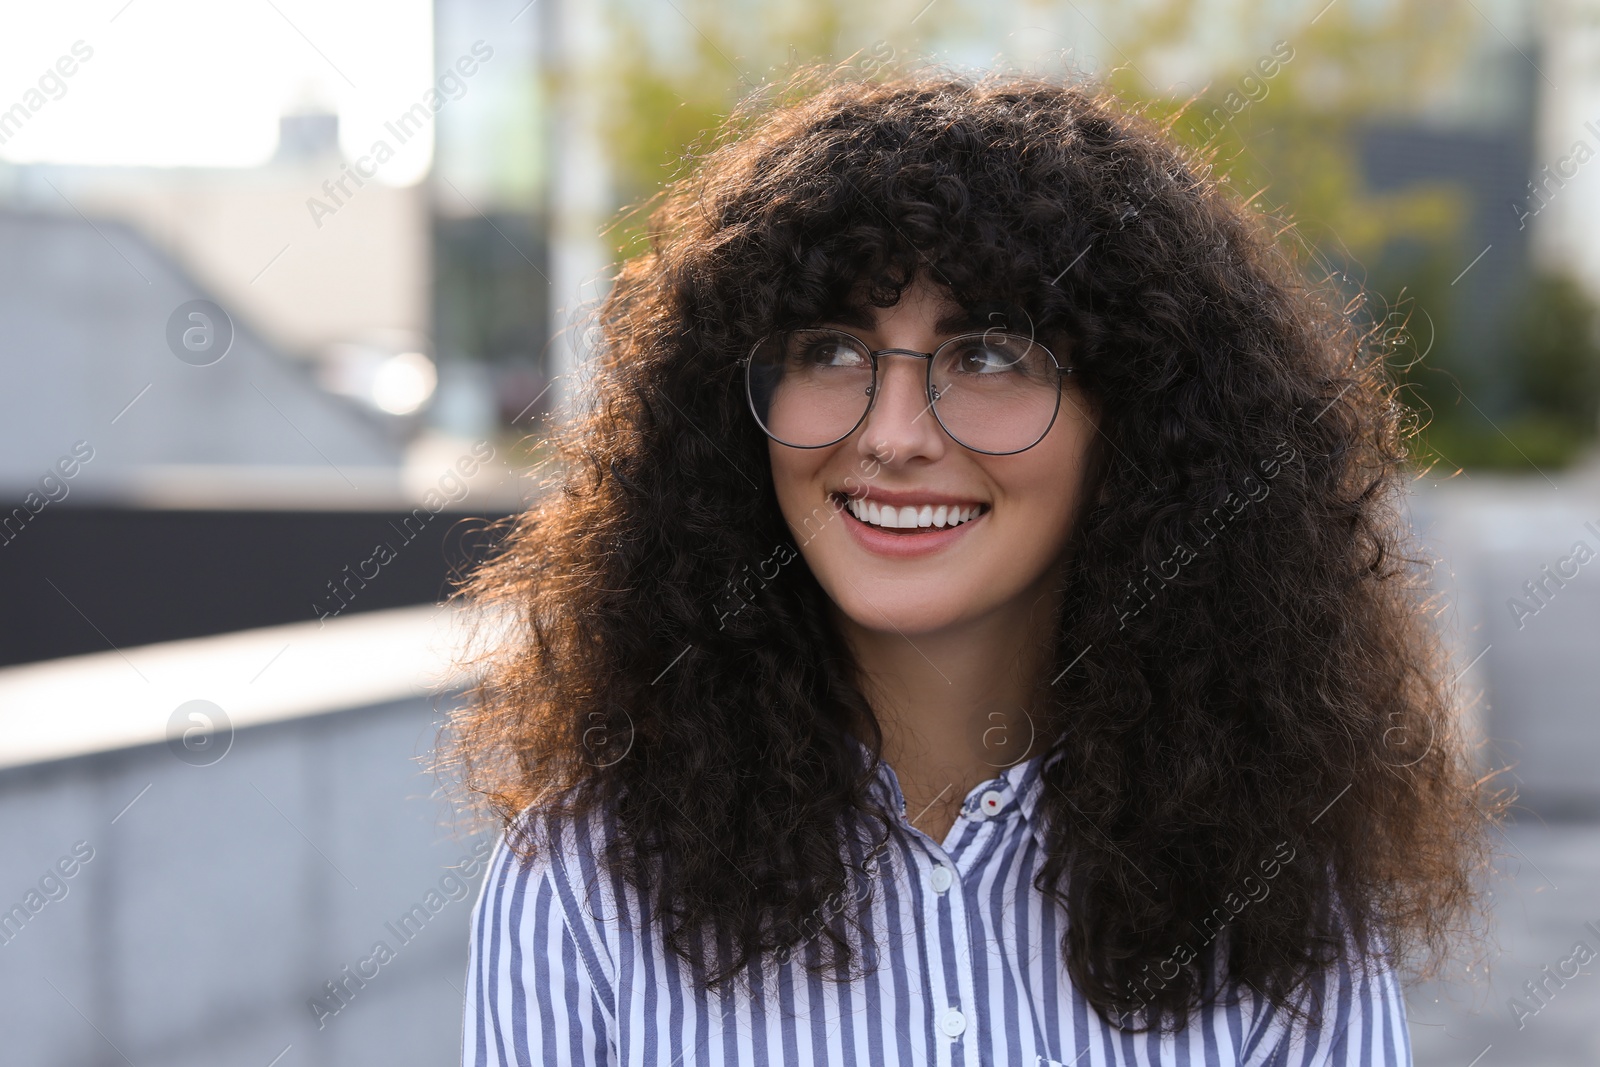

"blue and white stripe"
[462,742,1410,1066]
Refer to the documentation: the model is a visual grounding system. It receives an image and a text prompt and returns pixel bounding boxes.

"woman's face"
[768,275,1100,638]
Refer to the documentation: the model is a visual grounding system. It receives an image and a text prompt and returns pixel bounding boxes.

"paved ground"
[1408,820,1600,1067]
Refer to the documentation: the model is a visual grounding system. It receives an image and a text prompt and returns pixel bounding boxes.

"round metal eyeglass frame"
[743,327,1075,456]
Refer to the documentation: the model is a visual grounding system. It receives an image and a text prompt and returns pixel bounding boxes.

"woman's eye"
[792,335,866,367]
[955,339,1022,373]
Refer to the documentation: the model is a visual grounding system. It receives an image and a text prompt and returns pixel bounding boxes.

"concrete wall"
[1407,468,1600,819]
[0,694,490,1067]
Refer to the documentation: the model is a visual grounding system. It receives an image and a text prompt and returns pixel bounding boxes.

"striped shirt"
[462,739,1410,1066]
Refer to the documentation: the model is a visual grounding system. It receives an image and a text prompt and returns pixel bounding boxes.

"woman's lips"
[833,493,988,558]
[832,495,979,531]
[839,493,986,531]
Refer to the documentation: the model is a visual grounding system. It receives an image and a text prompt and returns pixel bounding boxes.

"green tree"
[1512,269,1600,430]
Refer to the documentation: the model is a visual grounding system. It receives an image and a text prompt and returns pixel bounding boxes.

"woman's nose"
[856,353,947,462]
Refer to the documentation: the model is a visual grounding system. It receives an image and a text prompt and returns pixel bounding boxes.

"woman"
[447,64,1494,1066]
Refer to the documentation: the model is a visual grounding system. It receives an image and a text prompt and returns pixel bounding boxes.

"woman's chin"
[826,582,978,639]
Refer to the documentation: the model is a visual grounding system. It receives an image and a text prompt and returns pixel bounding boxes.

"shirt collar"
[846,731,1060,851]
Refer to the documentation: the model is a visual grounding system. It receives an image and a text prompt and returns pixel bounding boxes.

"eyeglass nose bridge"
[859,347,942,410]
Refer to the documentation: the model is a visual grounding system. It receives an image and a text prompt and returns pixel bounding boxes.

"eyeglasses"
[744,327,1073,455]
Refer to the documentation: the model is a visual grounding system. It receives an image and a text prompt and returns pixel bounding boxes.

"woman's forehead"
[817,273,1040,332]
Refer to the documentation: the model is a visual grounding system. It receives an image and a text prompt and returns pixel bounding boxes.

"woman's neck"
[836,579,1061,844]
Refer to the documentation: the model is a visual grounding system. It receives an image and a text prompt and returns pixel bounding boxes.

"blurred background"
[1,0,1597,1064]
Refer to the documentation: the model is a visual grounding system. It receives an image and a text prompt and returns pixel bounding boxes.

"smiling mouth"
[831,493,989,532]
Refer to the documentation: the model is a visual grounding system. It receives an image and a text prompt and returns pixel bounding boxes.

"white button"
[940,1007,967,1037]
[979,790,1006,816]
[929,865,954,893]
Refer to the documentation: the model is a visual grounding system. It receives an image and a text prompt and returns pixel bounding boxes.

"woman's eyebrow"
[935,309,987,333]
[819,307,989,334]
[819,306,877,330]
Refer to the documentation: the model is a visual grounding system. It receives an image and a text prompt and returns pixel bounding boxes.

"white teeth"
[842,496,984,532]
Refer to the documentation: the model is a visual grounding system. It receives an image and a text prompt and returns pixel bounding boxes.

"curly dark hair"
[443,62,1498,1031]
